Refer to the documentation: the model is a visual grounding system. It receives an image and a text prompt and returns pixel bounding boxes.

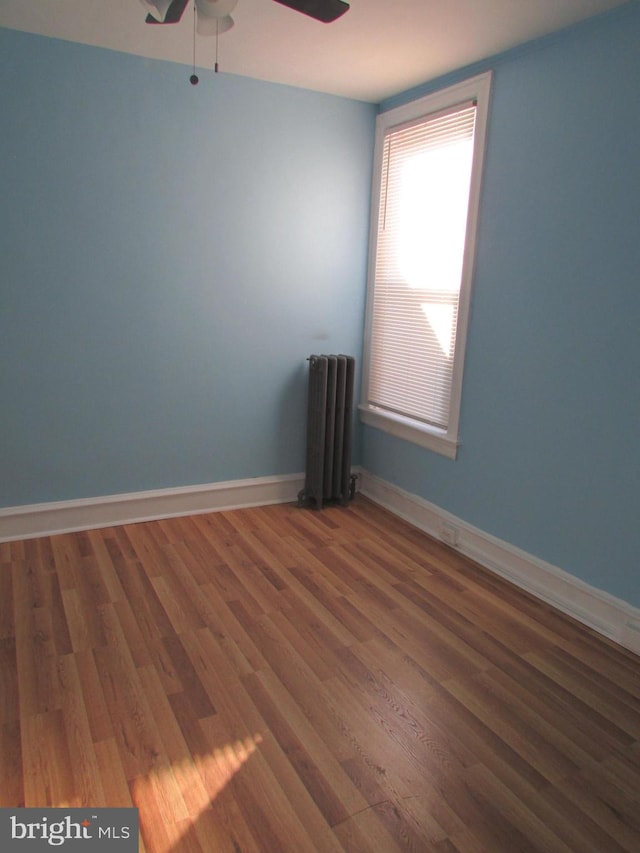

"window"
[360,72,492,459]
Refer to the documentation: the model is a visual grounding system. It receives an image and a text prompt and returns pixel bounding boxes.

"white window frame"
[360,72,492,459]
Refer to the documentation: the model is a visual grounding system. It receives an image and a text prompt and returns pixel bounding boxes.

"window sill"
[358,404,459,460]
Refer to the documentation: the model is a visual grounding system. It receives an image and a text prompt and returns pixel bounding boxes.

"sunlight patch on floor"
[130,734,263,853]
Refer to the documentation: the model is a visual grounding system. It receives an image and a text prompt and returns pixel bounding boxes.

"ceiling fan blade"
[144,0,190,24]
[273,0,350,24]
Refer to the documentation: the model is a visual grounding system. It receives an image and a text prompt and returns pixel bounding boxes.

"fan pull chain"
[215,18,220,73]
[190,0,199,84]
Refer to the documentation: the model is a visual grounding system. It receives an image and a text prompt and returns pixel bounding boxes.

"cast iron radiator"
[298,354,356,510]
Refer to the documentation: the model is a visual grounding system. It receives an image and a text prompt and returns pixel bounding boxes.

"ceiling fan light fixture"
[196,14,235,35]
[195,0,238,19]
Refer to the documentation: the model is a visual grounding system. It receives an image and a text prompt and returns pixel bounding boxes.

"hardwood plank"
[160,633,217,719]
[5,497,640,852]
[331,804,406,853]
[116,527,174,601]
[191,805,262,853]
[269,601,340,681]
[94,737,137,808]
[0,719,23,806]
[21,709,76,806]
[85,529,126,602]
[198,580,269,675]
[61,587,99,653]
[136,664,211,818]
[242,667,367,825]
[92,621,173,783]
[13,567,60,716]
[345,795,452,852]
[113,597,154,669]
[48,570,74,655]
[326,662,521,852]
[74,649,114,743]
[443,674,582,785]
[197,715,338,853]
[524,649,640,741]
[346,638,479,772]
[0,562,15,640]
[461,763,574,853]
[0,637,19,724]
[55,653,107,806]
[50,534,84,591]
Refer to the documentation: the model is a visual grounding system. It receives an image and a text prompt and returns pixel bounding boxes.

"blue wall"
[364,3,640,607]
[0,29,375,505]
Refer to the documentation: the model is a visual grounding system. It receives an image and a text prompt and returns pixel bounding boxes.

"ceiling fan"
[140,0,350,28]
[141,0,349,82]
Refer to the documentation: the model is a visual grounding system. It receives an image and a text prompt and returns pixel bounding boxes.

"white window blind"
[367,100,478,430]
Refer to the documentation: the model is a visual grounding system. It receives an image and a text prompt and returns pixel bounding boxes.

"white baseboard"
[0,474,305,543]
[358,470,640,657]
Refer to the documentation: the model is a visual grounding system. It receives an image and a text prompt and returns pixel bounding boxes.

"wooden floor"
[1,497,640,852]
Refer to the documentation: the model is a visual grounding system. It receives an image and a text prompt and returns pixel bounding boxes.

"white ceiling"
[0,0,628,102]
